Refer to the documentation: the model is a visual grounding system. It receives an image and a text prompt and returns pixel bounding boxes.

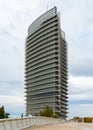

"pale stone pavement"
[23,122,93,130]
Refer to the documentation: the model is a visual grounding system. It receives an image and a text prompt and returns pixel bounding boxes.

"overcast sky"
[0,0,93,119]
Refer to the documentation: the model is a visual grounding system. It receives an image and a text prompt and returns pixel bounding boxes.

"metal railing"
[0,116,63,130]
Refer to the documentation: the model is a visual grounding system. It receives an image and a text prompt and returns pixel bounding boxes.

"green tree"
[5,113,10,118]
[0,106,10,119]
[40,106,58,118]
[0,106,5,119]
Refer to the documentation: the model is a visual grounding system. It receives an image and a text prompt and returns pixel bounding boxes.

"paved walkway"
[23,123,93,130]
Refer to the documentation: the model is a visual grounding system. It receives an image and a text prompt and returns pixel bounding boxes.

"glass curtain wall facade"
[25,7,68,119]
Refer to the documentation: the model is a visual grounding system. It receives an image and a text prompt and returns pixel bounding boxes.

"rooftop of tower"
[28,6,57,36]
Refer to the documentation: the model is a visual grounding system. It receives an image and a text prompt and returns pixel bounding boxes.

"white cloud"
[69,76,93,100]
[0,94,25,117]
[69,76,93,86]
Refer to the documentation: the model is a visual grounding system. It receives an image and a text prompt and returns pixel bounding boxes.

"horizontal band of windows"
[60,103,68,107]
[27,27,58,46]
[25,79,58,87]
[25,82,56,89]
[26,86,60,94]
[27,27,58,48]
[26,40,58,57]
[60,54,67,62]
[26,75,58,84]
[27,105,55,111]
[60,50,67,58]
[26,55,58,67]
[60,46,67,55]
[25,63,57,75]
[27,22,58,43]
[61,97,68,102]
[61,70,68,77]
[25,58,58,70]
[60,43,67,53]
[27,96,55,103]
[60,66,68,74]
[60,64,68,74]
[60,70,67,77]
[60,57,67,65]
[60,39,67,47]
[60,86,68,92]
[26,53,58,67]
[60,37,67,46]
[25,87,57,94]
[26,86,56,93]
[26,34,58,53]
[60,65,68,73]
[26,77,57,85]
[27,39,58,57]
[25,72,58,82]
[60,105,68,110]
[26,87,55,95]
[60,75,68,82]
[26,40,58,58]
[27,91,56,99]
[56,103,67,109]
[27,99,55,105]
[60,41,67,50]
[26,38,58,58]
[28,15,58,38]
[56,100,67,106]
[61,67,68,74]
[60,89,68,95]
[60,92,68,98]
[26,79,58,86]
[25,67,58,77]
[25,94,56,101]
[60,110,68,114]
[61,97,68,101]
[27,102,56,109]
[26,51,58,64]
[28,25,58,42]
[26,48,58,65]
[60,75,68,83]
[26,36,58,56]
[27,20,58,43]
[27,15,58,39]
[26,58,58,71]
[60,80,68,86]
[60,84,68,89]
[26,44,58,61]
[60,61,67,70]
[41,15,58,25]
[25,59,58,72]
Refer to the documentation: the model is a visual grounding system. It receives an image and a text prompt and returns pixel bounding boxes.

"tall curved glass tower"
[25,7,68,119]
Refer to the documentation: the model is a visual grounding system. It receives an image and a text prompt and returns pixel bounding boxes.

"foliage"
[78,118,83,122]
[40,106,58,118]
[0,106,10,119]
[73,116,79,121]
[84,117,92,123]
[52,112,59,118]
